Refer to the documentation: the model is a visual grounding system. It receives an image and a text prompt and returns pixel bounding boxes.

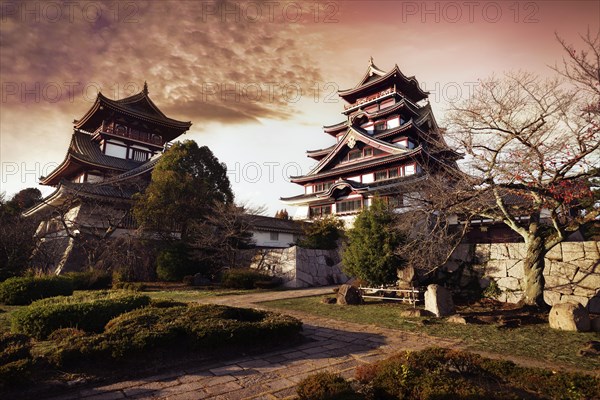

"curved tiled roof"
[75,90,192,131]
[41,131,144,185]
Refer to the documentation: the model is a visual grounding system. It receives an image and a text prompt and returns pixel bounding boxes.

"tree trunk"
[522,235,547,307]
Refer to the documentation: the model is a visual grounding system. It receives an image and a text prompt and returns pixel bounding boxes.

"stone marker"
[549,302,590,332]
[424,284,455,317]
[336,284,362,305]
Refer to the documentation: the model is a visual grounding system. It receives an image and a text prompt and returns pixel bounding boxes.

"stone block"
[474,244,491,263]
[424,284,455,317]
[545,244,562,261]
[507,260,525,279]
[583,242,600,260]
[549,302,590,332]
[507,243,526,260]
[561,294,590,307]
[543,290,562,306]
[505,291,523,304]
[545,273,573,294]
[336,284,362,305]
[562,242,585,262]
[497,277,521,291]
[574,271,600,290]
[490,244,510,260]
[547,261,580,281]
[485,260,508,278]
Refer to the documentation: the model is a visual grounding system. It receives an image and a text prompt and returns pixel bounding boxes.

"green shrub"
[0,276,73,305]
[156,243,194,282]
[297,372,360,400]
[353,348,600,400]
[11,292,150,339]
[50,304,303,365]
[221,268,272,289]
[254,277,283,289]
[64,270,112,290]
[0,332,34,387]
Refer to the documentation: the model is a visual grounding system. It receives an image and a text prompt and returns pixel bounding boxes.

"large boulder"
[549,302,591,332]
[424,284,455,317]
[336,284,362,305]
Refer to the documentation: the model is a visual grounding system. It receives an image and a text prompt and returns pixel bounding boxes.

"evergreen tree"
[342,198,405,286]
[297,215,344,250]
[134,140,233,239]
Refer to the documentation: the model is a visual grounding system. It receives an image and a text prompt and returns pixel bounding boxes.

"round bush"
[0,276,73,305]
[11,293,151,339]
[297,372,359,400]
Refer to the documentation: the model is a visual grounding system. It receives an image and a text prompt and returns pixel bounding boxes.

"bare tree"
[444,32,600,307]
[187,202,265,271]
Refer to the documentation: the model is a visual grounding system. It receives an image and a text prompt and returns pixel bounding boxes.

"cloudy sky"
[0,0,598,216]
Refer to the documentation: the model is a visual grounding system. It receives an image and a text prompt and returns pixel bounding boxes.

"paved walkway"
[38,287,522,400]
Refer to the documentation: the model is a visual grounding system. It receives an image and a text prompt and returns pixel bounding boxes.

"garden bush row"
[11,292,151,339]
[48,304,302,366]
[0,271,114,306]
[297,347,600,400]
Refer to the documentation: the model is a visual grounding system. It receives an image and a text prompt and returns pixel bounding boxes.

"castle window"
[131,149,149,162]
[336,198,362,214]
[310,204,332,218]
[270,232,279,241]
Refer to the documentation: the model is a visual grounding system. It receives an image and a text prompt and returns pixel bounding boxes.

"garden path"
[42,286,564,400]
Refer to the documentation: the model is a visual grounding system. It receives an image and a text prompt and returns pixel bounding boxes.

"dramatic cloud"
[1,0,598,215]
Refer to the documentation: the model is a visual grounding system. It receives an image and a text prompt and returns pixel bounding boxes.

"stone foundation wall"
[249,246,348,288]
[445,241,600,312]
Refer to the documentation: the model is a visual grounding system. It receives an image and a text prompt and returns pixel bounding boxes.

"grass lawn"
[260,296,600,371]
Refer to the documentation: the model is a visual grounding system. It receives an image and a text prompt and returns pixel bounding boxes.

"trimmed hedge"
[50,304,303,365]
[11,292,150,339]
[221,268,275,289]
[64,270,112,290]
[0,276,73,305]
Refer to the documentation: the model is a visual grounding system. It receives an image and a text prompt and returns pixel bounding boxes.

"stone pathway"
[38,287,537,400]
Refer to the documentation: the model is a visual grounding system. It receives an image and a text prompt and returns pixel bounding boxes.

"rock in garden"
[549,302,590,332]
[578,341,600,357]
[400,309,431,318]
[447,314,467,324]
[336,284,362,305]
[321,297,337,304]
[424,284,455,317]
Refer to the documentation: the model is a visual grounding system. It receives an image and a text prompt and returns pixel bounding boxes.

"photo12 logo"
[198,1,339,23]
[227,162,304,184]
[400,1,540,23]
[1,81,142,104]
[0,1,139,23]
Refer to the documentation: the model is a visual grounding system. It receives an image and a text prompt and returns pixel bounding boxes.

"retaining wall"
[445,241,600,312]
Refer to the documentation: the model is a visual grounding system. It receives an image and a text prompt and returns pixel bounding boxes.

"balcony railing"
[96,121,163,146]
